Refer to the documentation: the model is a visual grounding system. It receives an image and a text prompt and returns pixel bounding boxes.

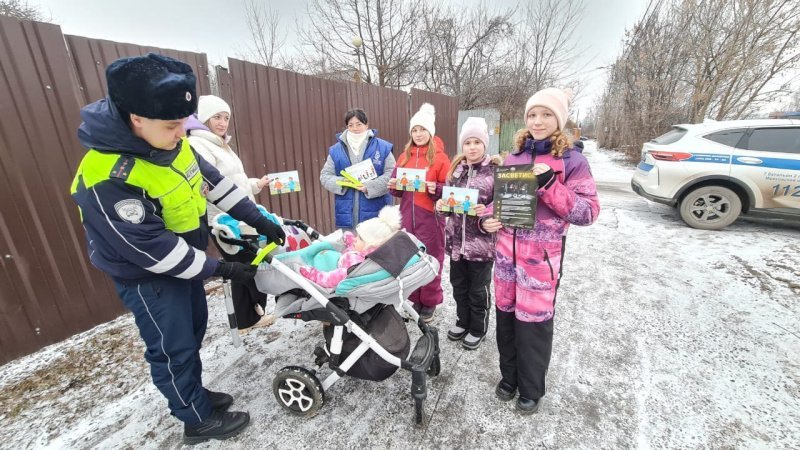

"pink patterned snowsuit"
[493,138,599,402]
[494,140,600,321]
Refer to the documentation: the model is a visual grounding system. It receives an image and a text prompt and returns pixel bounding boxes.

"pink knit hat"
[459,117,489,150]
[523,88,572,131]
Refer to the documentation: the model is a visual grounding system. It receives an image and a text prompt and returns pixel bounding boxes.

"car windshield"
[650,127,688,144]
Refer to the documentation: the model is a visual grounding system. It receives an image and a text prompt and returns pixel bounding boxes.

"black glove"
[254,217,286,245]
[536,168,555,189]
[214,260,257,282]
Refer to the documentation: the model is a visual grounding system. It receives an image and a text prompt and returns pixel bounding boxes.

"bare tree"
[296,0,429,88]
[595,0,693,156]
[494,0,585,120]
[593,0,800,157]
[242,0,289,68]
[685,0,800,121]
[788,89,800,111]
[419,3,514,110]
[0,0,47,21]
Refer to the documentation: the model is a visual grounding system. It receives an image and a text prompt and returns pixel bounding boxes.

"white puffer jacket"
[188,129,263,219]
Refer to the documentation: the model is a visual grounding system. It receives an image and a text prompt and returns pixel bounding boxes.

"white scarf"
[346,130,369,157]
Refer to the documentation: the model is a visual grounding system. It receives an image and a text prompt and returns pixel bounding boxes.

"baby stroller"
[211,214,442,425]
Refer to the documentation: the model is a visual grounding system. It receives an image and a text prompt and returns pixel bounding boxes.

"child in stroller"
[211,207,442,425]
[299,206,401,288]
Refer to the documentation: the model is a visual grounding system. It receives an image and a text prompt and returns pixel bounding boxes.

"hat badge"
[185,91,192,102]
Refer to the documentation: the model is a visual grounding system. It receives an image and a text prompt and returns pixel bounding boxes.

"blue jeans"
[114,277,212,424]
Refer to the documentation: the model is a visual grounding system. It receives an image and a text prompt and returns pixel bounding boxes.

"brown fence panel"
[0,17,117,364]
[346,81,410,157]
[64,35,211,105]
[410,88,460,158]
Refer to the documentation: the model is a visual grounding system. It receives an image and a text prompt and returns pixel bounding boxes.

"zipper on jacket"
[512,229,517,268]
[543,249,555,280]
[412,148,419,231]
[460,165,474,255]
[169,165,194,192]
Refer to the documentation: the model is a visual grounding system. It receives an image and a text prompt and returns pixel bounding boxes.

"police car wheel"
[679,185,742,230]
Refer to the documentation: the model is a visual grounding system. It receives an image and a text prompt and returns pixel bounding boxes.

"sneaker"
[419,306,435,323]
[461,333,484,350]
[239,314,276,335]
[516,396,541,415]
[447,326,468,341]
[205,389,233,412]
[495,380,517,402]
[183,409,250,445]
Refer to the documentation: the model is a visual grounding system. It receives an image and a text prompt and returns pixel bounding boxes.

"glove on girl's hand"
[214,260,257,282]
[533,163,555,189]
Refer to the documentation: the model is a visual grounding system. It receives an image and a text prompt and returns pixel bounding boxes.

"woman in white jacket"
[187,95,273,332]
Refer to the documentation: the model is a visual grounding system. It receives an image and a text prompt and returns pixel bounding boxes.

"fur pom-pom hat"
[197,95,231,124]
[523,87,573,131]
[106,53,197,120]
[356,206,402,248]
[409,103,436,137]
[459,117,489,149]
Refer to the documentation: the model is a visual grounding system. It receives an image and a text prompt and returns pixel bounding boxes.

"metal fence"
[458,109,501,155]
[0,17,457,365]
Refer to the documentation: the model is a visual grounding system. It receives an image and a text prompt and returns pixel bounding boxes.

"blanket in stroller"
[255,231,439,315]
[211,205,312,255]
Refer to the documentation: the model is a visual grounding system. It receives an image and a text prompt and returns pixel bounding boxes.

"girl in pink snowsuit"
[482,88,600,414]
[300,206,402,288]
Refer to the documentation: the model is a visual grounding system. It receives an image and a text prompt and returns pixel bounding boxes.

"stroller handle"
[282,219,320,240]
[218,235,261,253]
[216,218,319,257]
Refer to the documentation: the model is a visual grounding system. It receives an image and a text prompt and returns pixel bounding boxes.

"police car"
[631,119,800,229]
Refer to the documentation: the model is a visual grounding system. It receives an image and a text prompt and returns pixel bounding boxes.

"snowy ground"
[2,143,798,449]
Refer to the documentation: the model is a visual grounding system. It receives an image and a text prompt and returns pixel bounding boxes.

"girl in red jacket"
[388,103,451,322]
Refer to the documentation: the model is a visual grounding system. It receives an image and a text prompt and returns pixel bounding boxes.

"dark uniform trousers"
[114,276,212,424]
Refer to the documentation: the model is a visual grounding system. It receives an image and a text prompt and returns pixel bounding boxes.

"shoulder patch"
[110,156,135,181]
[114,199,145,224]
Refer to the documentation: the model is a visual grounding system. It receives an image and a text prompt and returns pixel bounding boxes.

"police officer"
[70,54,285,444]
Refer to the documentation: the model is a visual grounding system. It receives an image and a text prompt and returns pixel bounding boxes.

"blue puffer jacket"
[327,131,394,228]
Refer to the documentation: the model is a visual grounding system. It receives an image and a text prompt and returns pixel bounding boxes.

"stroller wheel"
[272,366,325,417]
[426,354,441,377]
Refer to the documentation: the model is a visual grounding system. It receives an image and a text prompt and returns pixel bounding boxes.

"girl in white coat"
[187,95,273,332]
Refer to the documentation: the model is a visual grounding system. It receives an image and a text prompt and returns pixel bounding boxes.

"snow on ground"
[2,142,798,449]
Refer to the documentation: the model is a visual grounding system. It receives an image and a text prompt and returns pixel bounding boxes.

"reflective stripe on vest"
[71,138,207,233]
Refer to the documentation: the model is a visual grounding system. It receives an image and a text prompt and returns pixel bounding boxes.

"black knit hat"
[106,53,197,120]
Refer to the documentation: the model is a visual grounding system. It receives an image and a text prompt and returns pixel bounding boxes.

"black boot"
[516,396,540,415]
[205,389,234,412]
[183,410,250,445]
[495,380,517,402]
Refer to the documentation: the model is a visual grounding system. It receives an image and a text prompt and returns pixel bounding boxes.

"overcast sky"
[29,0,650,113]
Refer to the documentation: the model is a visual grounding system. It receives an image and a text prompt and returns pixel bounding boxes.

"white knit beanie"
[523,88,572,131]
[356,206,402,248]
[197,95,231,124]
[459,117,489,150]
[409,103,436,137]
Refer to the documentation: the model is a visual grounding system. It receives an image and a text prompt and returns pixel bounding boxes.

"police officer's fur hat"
[106,53,197,120]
